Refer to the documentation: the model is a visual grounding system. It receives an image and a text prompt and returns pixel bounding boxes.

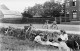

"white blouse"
[59,34,68,41]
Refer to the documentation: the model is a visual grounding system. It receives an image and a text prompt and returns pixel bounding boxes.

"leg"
[55,25,58,29]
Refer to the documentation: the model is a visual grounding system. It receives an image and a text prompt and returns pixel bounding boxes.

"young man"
[25,24,35,32]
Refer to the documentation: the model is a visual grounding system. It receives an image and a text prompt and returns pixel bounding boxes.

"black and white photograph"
[0,0,80,51]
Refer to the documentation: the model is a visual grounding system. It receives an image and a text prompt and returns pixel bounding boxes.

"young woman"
[59,30,68,41]
[50,21,58,30]
[34,33,53,45]
[42,20,49,29]
[58,38,71,51]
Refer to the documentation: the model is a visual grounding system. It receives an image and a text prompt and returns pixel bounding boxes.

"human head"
[58,38,62,42]
[30,23,32,26]
[39,33,44,36]
[60,30,66,34]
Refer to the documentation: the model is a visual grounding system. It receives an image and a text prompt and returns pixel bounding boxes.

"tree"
[41,1,62,17]
[22,11,33,18]
[24,1,64,18]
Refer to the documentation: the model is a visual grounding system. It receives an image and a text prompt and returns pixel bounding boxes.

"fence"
[21,17,59,24]
[1,17,70,24]
[21,17,70,24]
[55,17,70,23]
[1,18,22,24]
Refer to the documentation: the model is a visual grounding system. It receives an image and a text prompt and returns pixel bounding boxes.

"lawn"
[0,23,80,31]
[0,34,58,51]
[0,23,80,51]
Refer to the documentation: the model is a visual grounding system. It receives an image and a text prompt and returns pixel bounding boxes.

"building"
[65,0,80,21]
[0,4,22,23]
[0,4,22,19]
[50,0,64,4]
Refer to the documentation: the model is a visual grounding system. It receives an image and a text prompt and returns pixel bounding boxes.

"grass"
[0,34,58,51]
[1,32,80,51]
[1,23,80,31]
[0,23,80,51]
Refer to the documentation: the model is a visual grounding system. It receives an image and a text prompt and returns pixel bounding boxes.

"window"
[72,0,76,6]
[73,0,76,1]
[67,0,70,2]
[66,11,69,17]
[72,11,77,19]
[67,11,69,14]
[73,2,76,6]
[66,3,69,7]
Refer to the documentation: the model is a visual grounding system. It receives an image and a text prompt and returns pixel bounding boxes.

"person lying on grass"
[57,38,71,51]
[34,33,79,51]
[34,33,68,51]
[34,33,53,45]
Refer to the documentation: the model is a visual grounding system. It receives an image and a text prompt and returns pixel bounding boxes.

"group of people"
[42,20,58,29]
[23,23,79,51]
[34,29,79,51]
[3,23,80,51]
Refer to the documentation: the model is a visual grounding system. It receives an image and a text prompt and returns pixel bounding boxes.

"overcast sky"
[0,0,51,12]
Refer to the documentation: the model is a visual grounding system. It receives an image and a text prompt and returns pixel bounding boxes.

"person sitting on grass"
[24,24,36,39]
[57,38,71,51]
[59,30,68,41]
[25,23,35,32]
[34,33,44,43]
[42,20,49,29]
[50,21,58,30]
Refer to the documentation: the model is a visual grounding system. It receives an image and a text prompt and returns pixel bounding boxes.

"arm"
[65,34,68,41]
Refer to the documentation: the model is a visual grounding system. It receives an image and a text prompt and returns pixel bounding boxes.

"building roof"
[0,4,22,18]
[33,13,42,17]
[0,9,15,15]
[0,9,21,15]
[0,4,9,10]
[15,11,22,16]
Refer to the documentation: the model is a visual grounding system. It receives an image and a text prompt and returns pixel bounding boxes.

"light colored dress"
[59,34,68,41]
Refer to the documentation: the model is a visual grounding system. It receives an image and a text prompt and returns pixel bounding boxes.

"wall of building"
[65,0,80,21]
[0,10,4,18]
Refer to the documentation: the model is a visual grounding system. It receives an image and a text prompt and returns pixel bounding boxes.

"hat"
[39,33,44,36]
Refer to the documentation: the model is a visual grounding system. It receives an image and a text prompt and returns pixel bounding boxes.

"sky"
[0,0,50,12]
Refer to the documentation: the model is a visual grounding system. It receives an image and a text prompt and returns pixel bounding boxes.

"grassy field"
[0,23,80,51]
[0,34,59,51]
[0,23,80,31]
